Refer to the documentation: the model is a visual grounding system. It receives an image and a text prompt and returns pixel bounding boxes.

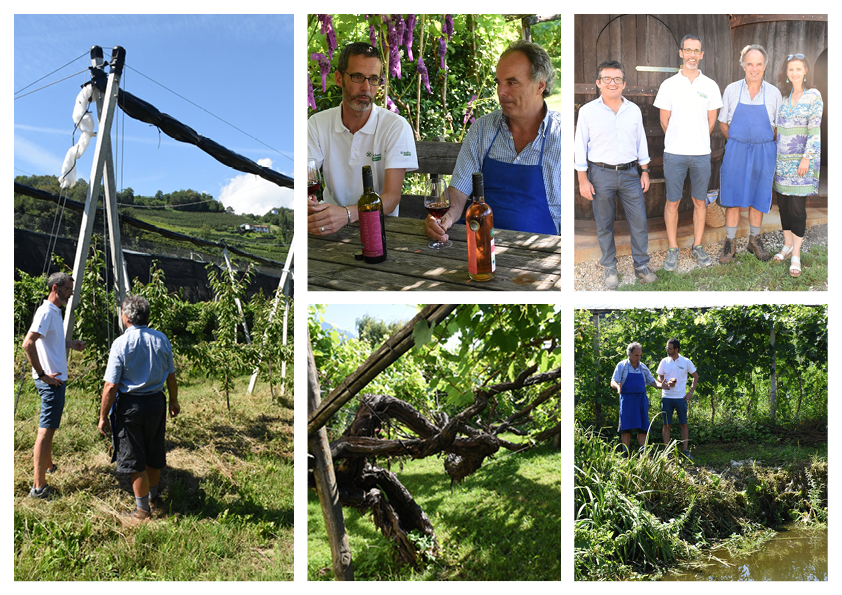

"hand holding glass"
[424,175,452,249]
[307,158,323,204]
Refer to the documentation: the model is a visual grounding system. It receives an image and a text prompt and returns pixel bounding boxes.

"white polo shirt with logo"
[28,300,68,381]
[654,70,723,156]
[657,354,697,399]
[308,103,418,216]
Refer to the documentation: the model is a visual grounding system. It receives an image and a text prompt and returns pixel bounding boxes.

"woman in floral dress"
[772,54,823,277]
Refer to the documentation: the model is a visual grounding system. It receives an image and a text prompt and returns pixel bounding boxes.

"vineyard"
[573,306,828,580]
[13,248,294,580]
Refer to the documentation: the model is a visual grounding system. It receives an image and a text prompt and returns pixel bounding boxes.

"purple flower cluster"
[310,52,331,92]
[463,94,477,125]
[386,94,398,113]
[439,36,448,70]
[317,14,337,59]
[416,56,431,94]
[404,14,416,62]
[307,75,316,110]
[387,18,401,79]
[443,14,454,40]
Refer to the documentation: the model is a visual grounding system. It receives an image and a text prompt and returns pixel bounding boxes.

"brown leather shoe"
[719,238,736,264]
[747,235,771,261]
[121,507,151,520]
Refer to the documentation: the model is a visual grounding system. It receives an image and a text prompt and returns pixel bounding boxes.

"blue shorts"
[35,378,66,429]
[661,397,688,426]
[618,392,649,433]
[663,153,711,203]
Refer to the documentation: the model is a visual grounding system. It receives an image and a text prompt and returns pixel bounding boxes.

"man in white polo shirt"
[22,272,86,499]
[657,338,699,461]
[308,42,418,235]
[654,34,723,271]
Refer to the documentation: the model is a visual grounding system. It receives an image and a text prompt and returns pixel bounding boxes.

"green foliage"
[574,306,828,431]
[247,291,294,400]
[356,313,406,347]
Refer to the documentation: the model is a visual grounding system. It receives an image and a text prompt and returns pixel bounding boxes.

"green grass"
[617,246,828,291]
[14,373,294,581]
[308,442,561,580]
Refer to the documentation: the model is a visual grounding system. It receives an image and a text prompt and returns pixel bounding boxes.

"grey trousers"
[589,166,650,269]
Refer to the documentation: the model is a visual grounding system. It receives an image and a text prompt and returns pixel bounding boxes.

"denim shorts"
[661,397,688,426]
[663,152,711,203]
[35,378,66,429]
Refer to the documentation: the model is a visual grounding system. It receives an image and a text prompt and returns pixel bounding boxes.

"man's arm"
[610,378,622,394]
[719,121,729,140]
[22,331,62,385]
[708,109,718,134]
[308,168,406,235]
[99,382,118,436]
[166,373,180,418]
[659,109,671,134]
[686,371,699,401]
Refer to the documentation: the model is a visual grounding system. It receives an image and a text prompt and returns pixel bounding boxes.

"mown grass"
[308,440,561,581]
[618,245,828,291]
[574,424,828,580]
[13,372,294,581]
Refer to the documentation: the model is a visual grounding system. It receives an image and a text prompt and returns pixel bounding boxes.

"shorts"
[618,392,649,433]
[35,378,66,429]
[663,153,711,203]
[661,397,688,426]
[114,392,167,474]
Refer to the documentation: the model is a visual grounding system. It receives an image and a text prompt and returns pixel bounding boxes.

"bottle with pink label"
[357,165,387,263]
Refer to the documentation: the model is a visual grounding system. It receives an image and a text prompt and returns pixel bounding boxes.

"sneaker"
[719,238,736,264]
[46,464,58,475]
[692,245,712,267]
[604,267,619,290]
[682,450,694,462]
[121,507,151,520]
[747,235,771,261]
[29,485,57,500]
[634,266,658,284]
[663,248,679,271]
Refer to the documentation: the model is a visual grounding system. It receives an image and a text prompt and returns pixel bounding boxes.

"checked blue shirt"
[450,104,561,235]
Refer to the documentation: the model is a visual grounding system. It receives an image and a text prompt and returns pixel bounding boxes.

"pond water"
[662,527,827,581]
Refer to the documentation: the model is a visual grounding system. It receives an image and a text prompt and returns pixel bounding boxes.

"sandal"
[790,256,802,277]
[773,244,793,262]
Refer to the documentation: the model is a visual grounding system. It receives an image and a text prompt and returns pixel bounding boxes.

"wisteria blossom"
[404,14,416,62]
[416,56,431,94]
[439,36,448,70]
[307,75,316,110]
[317,14,337,59]
[387,20,401,79]
[311,52,331,92]
[443,14,454,40]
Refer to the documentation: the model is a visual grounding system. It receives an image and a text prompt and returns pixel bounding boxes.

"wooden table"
[308,217,560,291]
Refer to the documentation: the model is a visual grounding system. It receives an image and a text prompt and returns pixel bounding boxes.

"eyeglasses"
[787,53,805,61]
[681,48,703,55]
[598,76,624,84]
[340,70,382,87]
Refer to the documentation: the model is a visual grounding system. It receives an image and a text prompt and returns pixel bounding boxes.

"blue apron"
[719,81,776,213]
[480,124,557,234]
[619,364,648,432]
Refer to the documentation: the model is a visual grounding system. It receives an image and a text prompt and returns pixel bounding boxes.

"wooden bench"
[399,140,463,219]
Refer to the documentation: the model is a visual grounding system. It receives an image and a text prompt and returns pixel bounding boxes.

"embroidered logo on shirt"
[367,151,382,162]
[400,150,413,156]
[698,92,708,99]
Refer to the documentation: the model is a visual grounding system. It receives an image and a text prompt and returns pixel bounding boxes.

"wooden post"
[308,328,353,581]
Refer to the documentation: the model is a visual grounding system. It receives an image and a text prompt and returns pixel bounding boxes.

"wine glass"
[307,158,323,203]
[424,174,452,249]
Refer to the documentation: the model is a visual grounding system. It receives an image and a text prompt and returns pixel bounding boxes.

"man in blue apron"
[718,44,782,263]
[610,342,675,456]
[424,40,561,239]
[98,295,180,520]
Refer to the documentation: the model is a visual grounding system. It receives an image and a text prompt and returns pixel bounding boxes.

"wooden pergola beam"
[307,304,457,438]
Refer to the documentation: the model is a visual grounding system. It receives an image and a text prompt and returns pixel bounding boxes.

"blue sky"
[321,304,421,336]
[14,14,294,215]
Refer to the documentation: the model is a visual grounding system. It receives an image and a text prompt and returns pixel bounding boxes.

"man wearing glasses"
[308,42,417,235]
[654,35,723,271]
[22,272,86,499]
[574,60,657,289]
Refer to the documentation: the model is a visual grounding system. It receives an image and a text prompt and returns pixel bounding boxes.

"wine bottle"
[466,172,495,281]
[357,165,387,263]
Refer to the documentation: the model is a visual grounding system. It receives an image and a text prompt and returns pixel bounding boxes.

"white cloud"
[217,158,293,215]
[14,133,63,174]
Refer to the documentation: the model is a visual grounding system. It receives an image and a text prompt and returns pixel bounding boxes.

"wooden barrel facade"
[574,14,732,221]
[729,15,828,191]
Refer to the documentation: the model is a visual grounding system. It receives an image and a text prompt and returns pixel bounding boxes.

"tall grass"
[14,372,294,581]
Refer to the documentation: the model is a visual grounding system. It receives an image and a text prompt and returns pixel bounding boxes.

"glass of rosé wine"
[424,174,452,249]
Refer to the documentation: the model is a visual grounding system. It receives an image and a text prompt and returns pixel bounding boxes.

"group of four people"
[575,36,823,289]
